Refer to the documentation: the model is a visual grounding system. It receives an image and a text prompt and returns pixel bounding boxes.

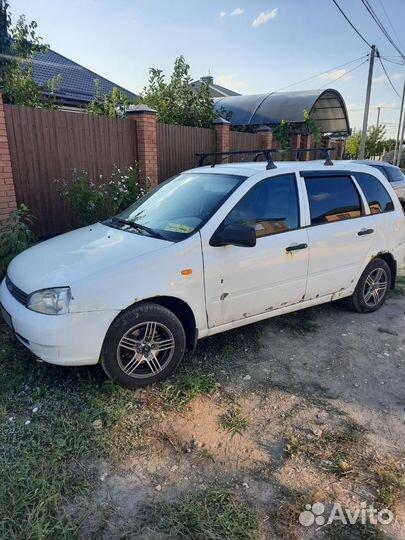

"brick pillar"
[257,126,274,148]
[291,133,301,161]
[127,104,158,188]
[213,117,230,163]
[0,91,17,222]
[301,134,313,161]
[334,138,345,160]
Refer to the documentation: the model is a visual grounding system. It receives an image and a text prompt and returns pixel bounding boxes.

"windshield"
[108,173,246,242]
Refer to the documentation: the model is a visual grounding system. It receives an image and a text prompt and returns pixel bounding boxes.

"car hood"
[7,223,171,294]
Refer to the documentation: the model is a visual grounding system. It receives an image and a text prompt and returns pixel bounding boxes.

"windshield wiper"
[113,218,166,240]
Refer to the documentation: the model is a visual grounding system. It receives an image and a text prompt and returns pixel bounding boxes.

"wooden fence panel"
[229,131,263,163]
[4,105,137,236]
[157,123,216,182]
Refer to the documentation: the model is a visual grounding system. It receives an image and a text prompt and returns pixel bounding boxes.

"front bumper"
[0,279,119,366]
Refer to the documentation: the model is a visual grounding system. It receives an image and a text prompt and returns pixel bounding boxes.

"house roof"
[32,48,138,106]
[191,76,241,98]
[214,89,350,134]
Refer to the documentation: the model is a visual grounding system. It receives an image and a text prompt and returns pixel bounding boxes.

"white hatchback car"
[1,154,405,388]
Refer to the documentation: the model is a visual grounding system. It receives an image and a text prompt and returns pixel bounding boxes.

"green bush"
[56,165,144,226]
[0,204,36,280]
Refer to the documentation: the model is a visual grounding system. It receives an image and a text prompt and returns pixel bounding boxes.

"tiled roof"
[191,78,241,98]
[32,48,138,105]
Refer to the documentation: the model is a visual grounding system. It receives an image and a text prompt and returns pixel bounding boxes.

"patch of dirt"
[72,270,405,539]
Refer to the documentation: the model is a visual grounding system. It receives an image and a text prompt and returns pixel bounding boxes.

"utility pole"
[376,107,381,130]
[397,104,405,167]
[394,73,405,165]
[359,45,377,159]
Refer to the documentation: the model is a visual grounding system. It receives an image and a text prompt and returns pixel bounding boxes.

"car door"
[301,171,376,300]
[201,173,309,328]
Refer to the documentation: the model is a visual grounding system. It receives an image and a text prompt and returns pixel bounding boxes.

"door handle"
[358,228,374,236]
[286,243,308,252]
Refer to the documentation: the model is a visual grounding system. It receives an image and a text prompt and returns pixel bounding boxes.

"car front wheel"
[348,258,391,313]
[101,302,186,388]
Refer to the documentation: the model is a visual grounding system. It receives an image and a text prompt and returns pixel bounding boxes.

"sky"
[8,0,405,136]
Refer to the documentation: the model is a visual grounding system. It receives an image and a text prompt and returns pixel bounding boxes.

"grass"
[284,421,366,479]
[161,367,218,410]
[218,409,250,437]
[374,463,405,508]
[0,322,145,538]
[390,275,405,297]
[140,487,262,540]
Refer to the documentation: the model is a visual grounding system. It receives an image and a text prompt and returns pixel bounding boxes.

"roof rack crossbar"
[196,147,335,169]
[288,147,335,166]
[196,149,278,170]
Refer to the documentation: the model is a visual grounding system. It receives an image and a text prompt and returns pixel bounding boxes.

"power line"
[330,0,372,48]
[376,0,405,51]
[360,0,405,59]
[378,56,401,98]
[318,59,369,89]
[381,57,405,67]
[272,55,368,92]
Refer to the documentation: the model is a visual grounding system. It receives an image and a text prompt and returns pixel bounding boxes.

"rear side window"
[305,176,362,225]
[355,173,394,214]
[369,164,390,181]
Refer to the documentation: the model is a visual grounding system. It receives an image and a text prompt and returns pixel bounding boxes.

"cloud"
[347,102,399,112]
[252,8,278,27]
[231,7,244,16]
[318,68,352,82]
[216,73,245,92]
[374,72,402,83]
[219,11,226,17]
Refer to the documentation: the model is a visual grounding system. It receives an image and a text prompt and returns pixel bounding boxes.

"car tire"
[347,258,391,313]
[101,302,186,388]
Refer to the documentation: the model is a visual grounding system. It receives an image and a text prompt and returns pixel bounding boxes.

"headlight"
[27,287,71,315]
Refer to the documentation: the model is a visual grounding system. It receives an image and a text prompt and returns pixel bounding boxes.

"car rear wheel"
[101,302,186,388]
[348,258,391,313]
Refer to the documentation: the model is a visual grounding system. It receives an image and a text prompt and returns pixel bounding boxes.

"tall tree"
[0,0,60,107]
[139,56,216,128]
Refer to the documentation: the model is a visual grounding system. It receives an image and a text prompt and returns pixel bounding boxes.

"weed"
[374,463,405,508]
[161,368,218,410]
[285,434,302,457]
[219,409,250,437]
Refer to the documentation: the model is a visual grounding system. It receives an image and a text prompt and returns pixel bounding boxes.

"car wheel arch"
[372,252,397,289]
[115,295,197,351]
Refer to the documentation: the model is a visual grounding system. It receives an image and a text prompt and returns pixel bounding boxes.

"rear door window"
[304,175,362,225]
[355,173,394,214]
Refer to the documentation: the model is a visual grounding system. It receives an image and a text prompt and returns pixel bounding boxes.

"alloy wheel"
[117,321,175,378]
[363,267,388,307]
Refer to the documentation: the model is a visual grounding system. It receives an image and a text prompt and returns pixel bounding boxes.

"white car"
[1,154,405,388]
[349,160,405,211]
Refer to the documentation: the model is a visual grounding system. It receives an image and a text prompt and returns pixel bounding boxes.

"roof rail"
[196,149,278,170]
[196,147,335,168]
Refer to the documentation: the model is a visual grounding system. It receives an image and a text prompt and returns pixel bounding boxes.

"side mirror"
[210,223,256,248]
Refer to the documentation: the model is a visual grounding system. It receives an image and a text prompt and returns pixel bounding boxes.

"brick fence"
[0,90,344,235]
[0,92,17,221]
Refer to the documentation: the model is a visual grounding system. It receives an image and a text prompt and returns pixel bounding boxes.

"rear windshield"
[387,167,405,183]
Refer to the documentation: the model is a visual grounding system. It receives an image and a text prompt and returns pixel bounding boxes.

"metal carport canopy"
[214,88,350,134]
